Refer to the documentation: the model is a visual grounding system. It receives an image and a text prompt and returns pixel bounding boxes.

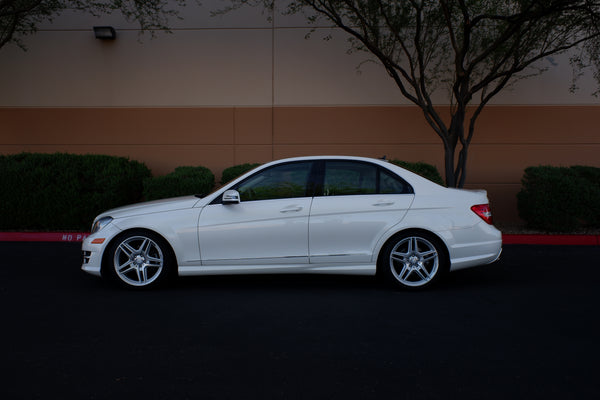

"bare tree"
[219,0,600,187]
[0,0,186,49]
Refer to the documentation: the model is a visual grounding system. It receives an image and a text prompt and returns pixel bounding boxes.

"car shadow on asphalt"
[76,245,562,293]
[79,265,515,294]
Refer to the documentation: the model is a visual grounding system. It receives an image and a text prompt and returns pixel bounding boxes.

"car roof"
[261,155,388,166]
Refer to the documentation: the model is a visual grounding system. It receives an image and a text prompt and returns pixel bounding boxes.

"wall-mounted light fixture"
[93,26,116,40]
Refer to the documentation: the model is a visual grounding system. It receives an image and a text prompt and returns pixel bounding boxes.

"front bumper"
[81,245,103,277]
[81,224,122,277]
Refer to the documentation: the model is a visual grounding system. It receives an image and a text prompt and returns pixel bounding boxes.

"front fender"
[111,208,203,266]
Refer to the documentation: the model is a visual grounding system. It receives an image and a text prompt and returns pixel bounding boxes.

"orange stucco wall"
[1,105,599,225]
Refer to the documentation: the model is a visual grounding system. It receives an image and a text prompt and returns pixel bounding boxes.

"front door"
[198,161,315,266]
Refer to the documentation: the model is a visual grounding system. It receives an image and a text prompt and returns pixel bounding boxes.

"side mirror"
[222,189,240,204]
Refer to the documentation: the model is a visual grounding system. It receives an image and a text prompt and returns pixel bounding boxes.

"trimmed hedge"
[221,163,262,184]
[389,159,445,186]
[517,165,600,232]
[0,153,151,231]
[143,166,215,201]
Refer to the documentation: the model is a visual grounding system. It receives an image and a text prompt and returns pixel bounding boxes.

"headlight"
[91,216,113,234]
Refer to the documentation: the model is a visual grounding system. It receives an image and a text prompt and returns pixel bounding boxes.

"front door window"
[237,162,313,201]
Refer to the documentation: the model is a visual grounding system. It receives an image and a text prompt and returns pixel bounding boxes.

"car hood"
[98,196,203,220]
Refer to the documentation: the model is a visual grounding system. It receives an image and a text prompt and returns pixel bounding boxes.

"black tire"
[379,231,448,290]
[105,230,174,289]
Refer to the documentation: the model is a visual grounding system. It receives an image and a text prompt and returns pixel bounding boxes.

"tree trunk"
[456,146,468,188]
[444,144,457,188]
[443,111,465,188]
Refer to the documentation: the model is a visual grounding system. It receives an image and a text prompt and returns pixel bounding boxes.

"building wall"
[0,1,599,225]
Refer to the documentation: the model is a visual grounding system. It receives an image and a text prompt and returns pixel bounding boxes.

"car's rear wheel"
[106,231,172,289]
[380,232,447,290]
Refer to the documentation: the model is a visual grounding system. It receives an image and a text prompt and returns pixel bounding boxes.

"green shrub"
[144,166,215,201]
[517,165,600,232]
[0,152,151,231]
[221,163,262,184]
[389,159,445,186]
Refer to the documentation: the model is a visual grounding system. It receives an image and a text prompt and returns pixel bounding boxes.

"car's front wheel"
[105,231,173,289]
[380,232,447,290]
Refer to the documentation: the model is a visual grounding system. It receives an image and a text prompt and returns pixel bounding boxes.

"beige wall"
[0,2,598,107]
[1,105,599,225]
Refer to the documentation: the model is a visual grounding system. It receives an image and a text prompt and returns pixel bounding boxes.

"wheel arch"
[375,228,451,277]
[100,227,178,279]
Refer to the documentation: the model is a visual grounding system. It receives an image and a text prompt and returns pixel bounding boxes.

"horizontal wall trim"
[469,143,600,146]
[2,104,599,109]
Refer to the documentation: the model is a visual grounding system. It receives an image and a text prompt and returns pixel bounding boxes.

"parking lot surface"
[1,242,599,399]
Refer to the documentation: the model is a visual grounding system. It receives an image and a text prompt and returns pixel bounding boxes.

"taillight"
[471,204,493,224]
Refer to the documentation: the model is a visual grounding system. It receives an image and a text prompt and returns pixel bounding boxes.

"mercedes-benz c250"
[82,156,502,290]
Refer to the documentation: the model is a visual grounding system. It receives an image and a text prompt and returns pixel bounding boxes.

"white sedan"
[82,156,502,289]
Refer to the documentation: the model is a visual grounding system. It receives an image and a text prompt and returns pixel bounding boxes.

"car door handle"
[373,201,395,207]
[280,205,303,213]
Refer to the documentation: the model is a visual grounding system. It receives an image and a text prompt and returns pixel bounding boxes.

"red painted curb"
[501,234,599,246]
[0,232,598,245]
[0,232,90,242]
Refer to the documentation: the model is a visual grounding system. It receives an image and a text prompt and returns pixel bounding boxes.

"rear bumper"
[447,222,503,271]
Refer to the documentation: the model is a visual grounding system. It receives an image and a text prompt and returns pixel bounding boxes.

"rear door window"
[322,161,412,196]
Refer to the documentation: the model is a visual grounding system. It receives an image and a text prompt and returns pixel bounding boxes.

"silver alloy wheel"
[389,236,439,287]
[113,235,164,287]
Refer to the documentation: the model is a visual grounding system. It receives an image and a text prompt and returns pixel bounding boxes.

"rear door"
[309,160,414,264]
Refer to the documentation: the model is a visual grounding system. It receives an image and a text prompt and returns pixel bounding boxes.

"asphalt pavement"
[1,242,599,399]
